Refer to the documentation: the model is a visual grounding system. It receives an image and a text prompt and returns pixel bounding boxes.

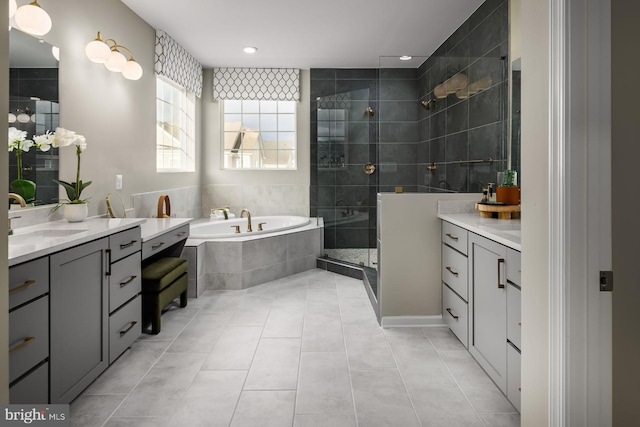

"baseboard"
[381,315,445,328]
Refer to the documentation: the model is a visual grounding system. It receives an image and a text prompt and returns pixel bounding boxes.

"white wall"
[520,0,550,424]
[200,69,310,217]
[42,0,201,216]
[1,1,9,404]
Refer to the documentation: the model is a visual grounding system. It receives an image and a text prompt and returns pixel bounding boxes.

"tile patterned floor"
[70,269,519,427]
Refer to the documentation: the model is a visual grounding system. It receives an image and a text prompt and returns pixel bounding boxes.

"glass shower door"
[316,88,375,267]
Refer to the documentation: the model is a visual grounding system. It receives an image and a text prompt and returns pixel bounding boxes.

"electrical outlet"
[115,174,123,190]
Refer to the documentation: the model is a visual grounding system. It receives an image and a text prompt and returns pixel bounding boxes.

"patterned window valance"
[155,30,203,98]
[213,68,300,101]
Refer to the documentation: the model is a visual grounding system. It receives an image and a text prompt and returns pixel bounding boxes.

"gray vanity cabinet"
[49,237,109,404]
[469,233,508,392]
[8,257,50,404]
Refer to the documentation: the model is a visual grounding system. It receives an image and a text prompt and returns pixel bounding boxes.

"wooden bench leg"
[180,291,188,308]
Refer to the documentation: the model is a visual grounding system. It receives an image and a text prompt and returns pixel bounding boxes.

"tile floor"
[70,268,520,427]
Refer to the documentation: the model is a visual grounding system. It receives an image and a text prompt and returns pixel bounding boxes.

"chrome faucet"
[8,193,26,236]
[240,208,252,232]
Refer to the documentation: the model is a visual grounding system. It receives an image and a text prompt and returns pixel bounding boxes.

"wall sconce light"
[13,0,52,37]
[85,32,143,80]
[9,0,17,19]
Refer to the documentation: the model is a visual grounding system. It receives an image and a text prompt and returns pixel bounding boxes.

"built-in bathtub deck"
[183,218,323,294]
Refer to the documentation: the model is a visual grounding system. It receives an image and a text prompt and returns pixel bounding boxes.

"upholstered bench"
[141,257,188,334]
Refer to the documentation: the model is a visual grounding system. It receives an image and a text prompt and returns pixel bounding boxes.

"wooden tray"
[475,203,521,219]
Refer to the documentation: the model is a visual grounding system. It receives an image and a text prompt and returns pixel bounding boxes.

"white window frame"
[221,99,297,170]
[156,75,196,173]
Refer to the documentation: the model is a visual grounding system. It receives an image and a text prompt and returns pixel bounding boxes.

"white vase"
[64,203,88,222]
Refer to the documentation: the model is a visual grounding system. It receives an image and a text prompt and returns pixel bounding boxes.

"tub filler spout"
[240,208,252,232]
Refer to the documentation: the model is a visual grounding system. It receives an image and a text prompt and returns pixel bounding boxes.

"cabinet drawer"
[442,221,468,255]
[142,224,189,260]
[507,248,521,287]
[9,257,49,310]
[442,284,468,348]
[109,253,141,313]
[9,296,49,383]
[442,244,468,301]
[507,283,522,350]
[10,362,48,404]
[109,295,141,364]
[507,343,521,412]
[110,227,142,263]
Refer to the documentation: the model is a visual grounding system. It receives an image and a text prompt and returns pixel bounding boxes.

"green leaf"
[53,179,78,201]
[10,179,36,204]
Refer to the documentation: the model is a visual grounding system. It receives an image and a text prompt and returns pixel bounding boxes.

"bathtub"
[189,215,311,239]
[183,216,323,293]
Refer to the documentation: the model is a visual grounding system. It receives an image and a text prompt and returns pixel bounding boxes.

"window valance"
[154,30,203,98]
[213,68,300,101]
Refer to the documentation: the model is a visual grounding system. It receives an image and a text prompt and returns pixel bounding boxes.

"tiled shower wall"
[417,0,509,193]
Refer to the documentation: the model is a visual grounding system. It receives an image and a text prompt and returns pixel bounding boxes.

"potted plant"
[496,169,520,205]
[8,127,54,204]
[50,127,91,222]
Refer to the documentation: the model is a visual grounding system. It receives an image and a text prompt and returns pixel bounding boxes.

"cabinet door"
[50,238,109,404]
[470,234,508,392]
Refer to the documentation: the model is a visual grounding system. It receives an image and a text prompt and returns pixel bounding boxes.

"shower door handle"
[363,163,376,175]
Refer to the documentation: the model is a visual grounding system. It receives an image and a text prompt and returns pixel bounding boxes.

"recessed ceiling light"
[399,55,413,61]
[243,46,257,54]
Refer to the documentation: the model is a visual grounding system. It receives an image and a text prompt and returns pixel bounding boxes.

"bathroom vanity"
[7,216,193,404]
[438,209,522,412]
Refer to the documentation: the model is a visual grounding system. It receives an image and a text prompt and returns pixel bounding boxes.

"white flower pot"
[64,203,88,222]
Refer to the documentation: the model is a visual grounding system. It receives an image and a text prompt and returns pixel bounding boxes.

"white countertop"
[8,217,146,267]
[438,212,521,251]
[140,218,192,241]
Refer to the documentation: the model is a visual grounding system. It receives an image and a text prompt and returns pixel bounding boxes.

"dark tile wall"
[310,69,379,249]
[310,0,509,249]
[417,0,509,193]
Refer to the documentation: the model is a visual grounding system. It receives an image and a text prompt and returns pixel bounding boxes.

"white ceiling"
[121,0,485,69]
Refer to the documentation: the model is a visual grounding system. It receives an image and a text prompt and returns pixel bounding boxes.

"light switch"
[115,174,123,190]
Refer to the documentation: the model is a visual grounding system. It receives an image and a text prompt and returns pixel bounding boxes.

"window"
[222,99,297,169]
[156,76,195,172]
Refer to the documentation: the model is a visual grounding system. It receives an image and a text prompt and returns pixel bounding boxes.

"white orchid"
[75,134,87,152]
[8,127,33,152]
[33,131,54,152]
[52,127,80,148]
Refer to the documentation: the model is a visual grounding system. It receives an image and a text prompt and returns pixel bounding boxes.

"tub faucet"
[240,208,252,232]
[336,199,352,217]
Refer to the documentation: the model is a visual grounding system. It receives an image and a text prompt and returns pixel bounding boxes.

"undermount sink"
[9,229,87,245]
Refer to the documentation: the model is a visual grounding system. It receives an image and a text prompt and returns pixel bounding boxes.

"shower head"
[421,99,435,110]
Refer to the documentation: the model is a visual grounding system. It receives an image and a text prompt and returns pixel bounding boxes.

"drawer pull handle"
[120,275,138,287]
[106,249,112,276]
[120,240,137,250]
[9,336,35,353]
[151,242,165,250]
[9,279,36,294]
[176,231,187,237]
[445,266,459,277]
[445,233,459,241]
[446,308,459,320]
[498,258,505,289]
[119,321,138,336]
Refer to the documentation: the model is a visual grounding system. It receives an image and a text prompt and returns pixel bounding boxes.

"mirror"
[508,0,521,182]
[106,193,126,218]
[8,28,59,206]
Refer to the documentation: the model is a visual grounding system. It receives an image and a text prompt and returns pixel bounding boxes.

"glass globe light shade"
[14,1,52,37]
[104,50,127,72]
[450,73,468,91]
[51,46,60,61]
[8,113,16,123]
[9,0,17,19]
[434,84,447,99]
[30,113,36,123]
[85,39,111,63]
[122,60,143,80]
[17,112,31,123]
